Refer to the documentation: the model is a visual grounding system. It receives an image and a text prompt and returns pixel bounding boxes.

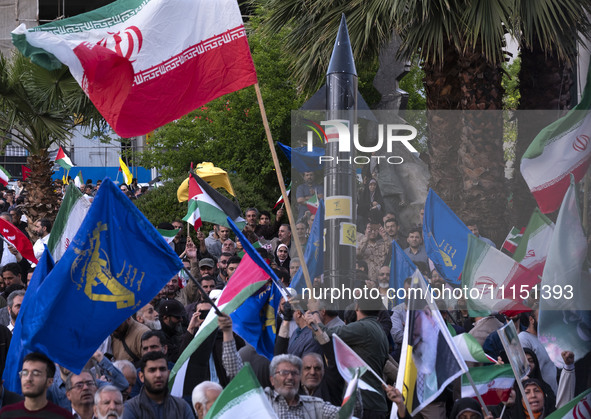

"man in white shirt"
[33,218,52,260]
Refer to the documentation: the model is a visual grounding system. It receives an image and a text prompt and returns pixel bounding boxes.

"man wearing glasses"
[0,352,73,418]
[66,371,97,419]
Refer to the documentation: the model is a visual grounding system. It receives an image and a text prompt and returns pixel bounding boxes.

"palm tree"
[0,51,104,222]
[261,0,512,242]
[512,0,591,226]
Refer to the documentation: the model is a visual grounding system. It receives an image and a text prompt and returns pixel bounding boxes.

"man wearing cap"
[158,299,186,363]
[198,258,216,283]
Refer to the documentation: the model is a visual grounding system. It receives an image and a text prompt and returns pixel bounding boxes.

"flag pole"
[515,374,535,419]
[464,370,492,417]
[182,267,224,317]
[254,83,313,291]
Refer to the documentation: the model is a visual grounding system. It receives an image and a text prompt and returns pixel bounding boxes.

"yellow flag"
[176,162,235,202]
[119,157,133,185]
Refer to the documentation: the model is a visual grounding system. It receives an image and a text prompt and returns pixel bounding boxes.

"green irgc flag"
[204,364,277,419]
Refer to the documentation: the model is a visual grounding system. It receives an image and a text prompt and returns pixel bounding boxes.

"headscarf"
[449,397,483,419]
[275,243,290,268]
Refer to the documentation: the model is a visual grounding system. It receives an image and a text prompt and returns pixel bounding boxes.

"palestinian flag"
[55,147,74,170]
[47,184,91,261]
[512,208,554,279]
[0,165,10,186]
[462,234,540,317]
[306,190,319,215]
[501,227,524,255]
[452,333,496,364]
[189,170,245,229]
[273,183,290,209]
[157,228,179,245]
[333,334,374,393]
[546,388,591,419]
[461,364,514,405]
[12,0,257,138]
[170,218,283,397]
[339,368,360,419]
[74,171,84,188]
[204,364,277,419]
[520,66,591,213]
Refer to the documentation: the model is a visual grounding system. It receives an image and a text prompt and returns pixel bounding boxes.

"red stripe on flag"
[74,27,257,138]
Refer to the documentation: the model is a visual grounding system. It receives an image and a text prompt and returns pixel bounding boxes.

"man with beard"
[93,386,124,419]
[264,354,353,418]
[6,289,24,333]
[158,299,186,363]
[66,371,97,419]
[216,252,233,285]
[0,352,73,418]
[123,351,193,419]
[135,304,161,331]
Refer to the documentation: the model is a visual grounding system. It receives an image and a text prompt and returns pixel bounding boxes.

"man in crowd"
[245,208,258,230]
[216,252,233,285]
[0,352,73,418]
[404,228,429,266]
[123,351,193,419]
[271,224,295,259]
[296,172,323,218]
[32,218,52,260]
[357,219,389,284]
[1,264,25,288]
[226,257,241,281]
[5,290,24,332]
[221,240,236,255]
[111,317,151,364]
[158,299,186,363]
[66,370,97,419]
[135,304,161,331]
[93,385,124,419]
[205,225,231,260]
[191,382,222,419]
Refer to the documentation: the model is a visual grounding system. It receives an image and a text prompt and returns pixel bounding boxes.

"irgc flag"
[520,66,591,214]
[20,178,183,373]
[204,364,277,419]
[12,0,257,138]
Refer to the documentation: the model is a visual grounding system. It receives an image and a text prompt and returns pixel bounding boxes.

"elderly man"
[264,354,357,418]
[66,370,97,419]
[0,352,72,418]
[135,303,161,331]
[191,381,222,419]
[93,385,124,419]
[123,351,193,419]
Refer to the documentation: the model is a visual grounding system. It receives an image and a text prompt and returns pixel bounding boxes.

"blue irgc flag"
[390,241,417,305]
[423,189,472,286]
[20,178,183,373]
[2,247,54,393]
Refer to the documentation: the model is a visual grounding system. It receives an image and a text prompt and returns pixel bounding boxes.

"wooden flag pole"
[515,374,535,419]
[254,83,313,292]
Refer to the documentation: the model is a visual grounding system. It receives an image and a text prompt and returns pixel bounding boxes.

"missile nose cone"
[327,14,357,76]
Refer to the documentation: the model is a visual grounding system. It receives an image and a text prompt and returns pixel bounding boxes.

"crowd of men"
[0,175,588,419]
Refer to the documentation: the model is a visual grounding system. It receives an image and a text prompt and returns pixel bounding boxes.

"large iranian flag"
[461,365,514,405]
[12,0,257,138]
[520,66,591,214]
[546,388,591,419]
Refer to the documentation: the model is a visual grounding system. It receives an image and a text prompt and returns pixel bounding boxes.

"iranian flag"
[182,199,201,230]
[452,333,496,364]
[47,183,91,261]
[306,190,319,215]
[55,147,74,170]
[546,388,591,419]
[0,165,10,186]
[520,66,591,214]
[461,365,514,405]
[157,228,179,245]
[273,183,290,210]
[462,234,540,317]
[204,364,277,419]
[501,226,524,255]
[12,0,257,138]
[512,208,554,279]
